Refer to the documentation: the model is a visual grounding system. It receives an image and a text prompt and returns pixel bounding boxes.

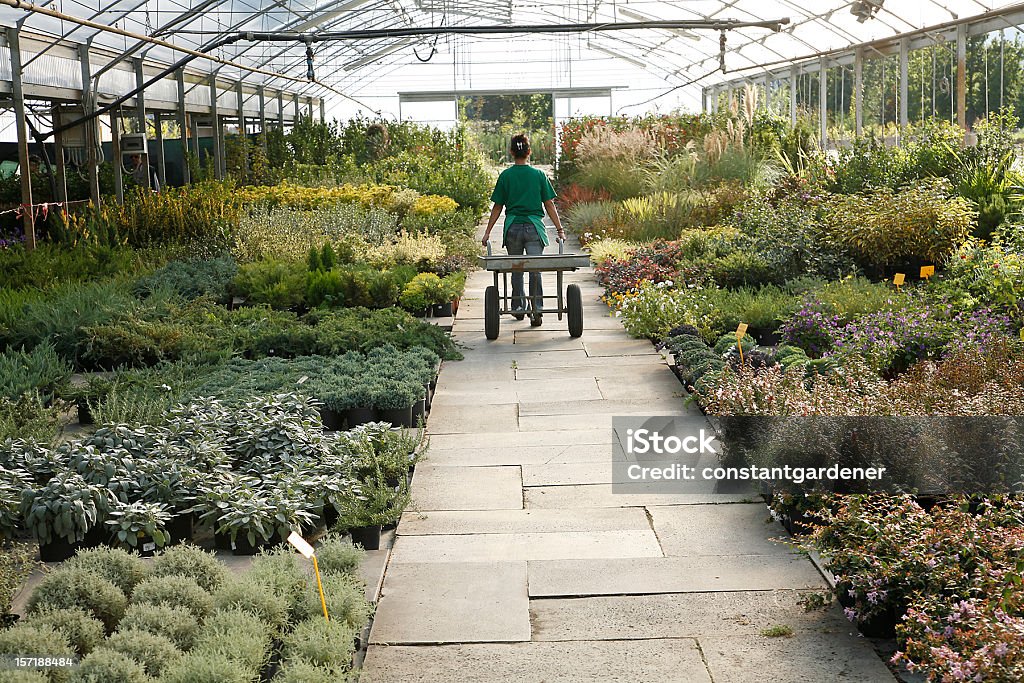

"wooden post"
[176,69,191,184]
[7,28,35,249]
[154,112,166,188]
[133,58,151,189]
[52,104,68,203]
[78,44,101,208]
[210,75,223,180]
[110,112,124,205]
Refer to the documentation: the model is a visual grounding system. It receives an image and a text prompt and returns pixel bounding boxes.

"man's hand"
[481,232,490,247]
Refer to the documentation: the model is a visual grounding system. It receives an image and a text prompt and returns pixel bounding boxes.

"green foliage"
[707,286,799,333]
[313,533,364,576]
[821,179,975,270]
[212,579,290,635]
[0,244,151,291]
[103,629,180,677]
[148,544,229,593]
[73,648,153,683]
[0,624,75,682]
[132,257,237,303]
[158,651,252,683]
[192,608,272,676]
[399,272,448,311]
[0,344,71,401]
[27,568,127,632]
[104,501,172,550]
[309,307,460,360]
[116,604,199,651]
[130,576,212,620]
[0,541,37,616]
[64,547,146,597]
[21,472,110,545]
[245,548,317,622]
[280,617,356,673]
[231,259,308,309]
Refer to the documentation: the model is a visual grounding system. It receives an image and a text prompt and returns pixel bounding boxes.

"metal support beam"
[899,37,909,135]
[78,44,101,208]
[210,75,224,180]
[7,28,35,249]
[176,70,191,184]
[319,98,326,123]
[52,104,68,203]
[956,23,967,130]
[190,116,200,172]
[306,98,313,119]
[133,58,151,189]
[257,84,267,146]
[293,92,300,122]
[819,57,828,149]
[111,112,124,205]
[278,91,285,128]
[154,112,166,189]
[854,48,863,136]
[235,79,247,175]
[789,65,797,125]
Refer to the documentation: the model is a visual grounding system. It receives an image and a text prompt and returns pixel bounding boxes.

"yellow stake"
[312,555,330,622]
[735,322,748,365]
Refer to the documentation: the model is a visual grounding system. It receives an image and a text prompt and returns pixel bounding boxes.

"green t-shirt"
[490,164,557,246]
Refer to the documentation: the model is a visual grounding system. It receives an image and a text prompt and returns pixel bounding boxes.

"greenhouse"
[1,0,1024,681]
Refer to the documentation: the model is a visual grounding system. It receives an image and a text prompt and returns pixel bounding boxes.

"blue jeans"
[505,222,544,317]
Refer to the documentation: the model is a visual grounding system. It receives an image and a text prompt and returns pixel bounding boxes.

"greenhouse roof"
[2,0,1023,116]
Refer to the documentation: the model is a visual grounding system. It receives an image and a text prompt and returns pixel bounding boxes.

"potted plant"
[1,467,31,542]
[371,379,417,428]
[105,500,172,557]
[334,474,410,550]
[138,461,201,544]
[210,490,315,555]
[21,471,113,561]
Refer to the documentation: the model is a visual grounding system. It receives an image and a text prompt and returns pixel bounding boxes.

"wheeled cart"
[477,239,592,340]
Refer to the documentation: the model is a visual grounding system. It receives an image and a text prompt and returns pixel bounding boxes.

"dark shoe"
[530,316,543,327]
[512,310,526,321]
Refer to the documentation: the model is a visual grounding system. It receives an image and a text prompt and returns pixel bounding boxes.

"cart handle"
[557,237,564,255]
[485,240,492,256]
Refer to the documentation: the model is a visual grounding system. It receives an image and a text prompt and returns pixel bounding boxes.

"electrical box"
[120,133,148,154]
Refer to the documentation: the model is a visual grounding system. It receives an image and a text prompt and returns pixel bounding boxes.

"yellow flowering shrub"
[410,195,459,216]
[366,231,447,270]
[234,182,459,218]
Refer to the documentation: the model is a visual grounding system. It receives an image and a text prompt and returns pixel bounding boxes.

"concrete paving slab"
[597,376,687,401]
[359,545,390,603]
[518,413,616,431]
[513,377,602,402]
[528,554,825,597]
[409,465,522,511]
[397,508,650,536]
[526,484,759,509]
[390,528,663,564]
[513,364,671,381]
[584,340,659,357]
[425,429,612,450]
[426,403,519,434]
[512,351,661,370]
[368,561,530,644]
[700,633,897,682]
[518,398,688,417]
[522,461,631,486]
[649,504,797,558]
[435,362,514,383]
[361,639,712,682]
[529,591,852,641]
[426,443,620,467]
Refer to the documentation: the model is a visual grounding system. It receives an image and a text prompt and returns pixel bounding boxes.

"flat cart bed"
[477,240,592,340]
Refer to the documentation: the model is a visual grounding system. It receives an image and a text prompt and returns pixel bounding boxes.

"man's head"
[130,153,142,166]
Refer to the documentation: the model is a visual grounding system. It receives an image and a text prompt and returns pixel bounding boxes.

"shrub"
[132,257,237,303]
[65,548,146,597]
[0,541,37,616]
[147,545,228,593]
[192,608,272,675]
[821,179,974,270]
[158,651,252,683]
[129,576,212,620]
[1,669,49,682]
[27,568,128,632]
[618,282,721,342]
[280,618,356,672]
[24,608,105,657]
[710,250,779,288]
[0,393,65,443]
[564,201,619,244]
[0,344,72,401]
[103,629,180,677]
[275,660,347,683]
[0,624,75,682]
[0,244,149,291]
[116,604,199,651]
[71,648,152,683]
[245,549,316,621]
[315,534,364,576]
[212,579,290,634]
[321,573,372,629]
[708,286,798,333]
[230,260,307,310]
[309,307,459,360]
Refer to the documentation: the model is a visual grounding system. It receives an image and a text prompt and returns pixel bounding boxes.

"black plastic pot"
[80,525,109,549]
[320,406,348,431]
[380,406,413,428]
[431,301,454,317]
[77,400,94,426]
[322,504,339,529]
[411,397,426,425]
[135,534,159,558]
[347,407,379,427]
[166,513,194,544]
[423,383,432,410]
[349,524,382,551]
[39,537,77,562]
[214,530,232,551]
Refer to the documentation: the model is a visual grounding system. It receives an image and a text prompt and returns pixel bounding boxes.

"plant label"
[893,273,905,287]
[920,265,934,279]
[735,322,748,340]
[287,531,315,559]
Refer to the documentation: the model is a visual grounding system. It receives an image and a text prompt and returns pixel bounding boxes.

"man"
[129,153,160,192]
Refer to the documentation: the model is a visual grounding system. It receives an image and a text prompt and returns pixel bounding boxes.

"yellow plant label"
[920,265,935,279]
[893,273,906,286]
[735,322,748,340]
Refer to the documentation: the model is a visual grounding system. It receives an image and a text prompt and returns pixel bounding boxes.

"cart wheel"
[485,285,500,340]
[567,284,583,338]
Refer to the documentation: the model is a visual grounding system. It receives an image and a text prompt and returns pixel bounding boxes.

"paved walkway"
[363,228,893,682]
